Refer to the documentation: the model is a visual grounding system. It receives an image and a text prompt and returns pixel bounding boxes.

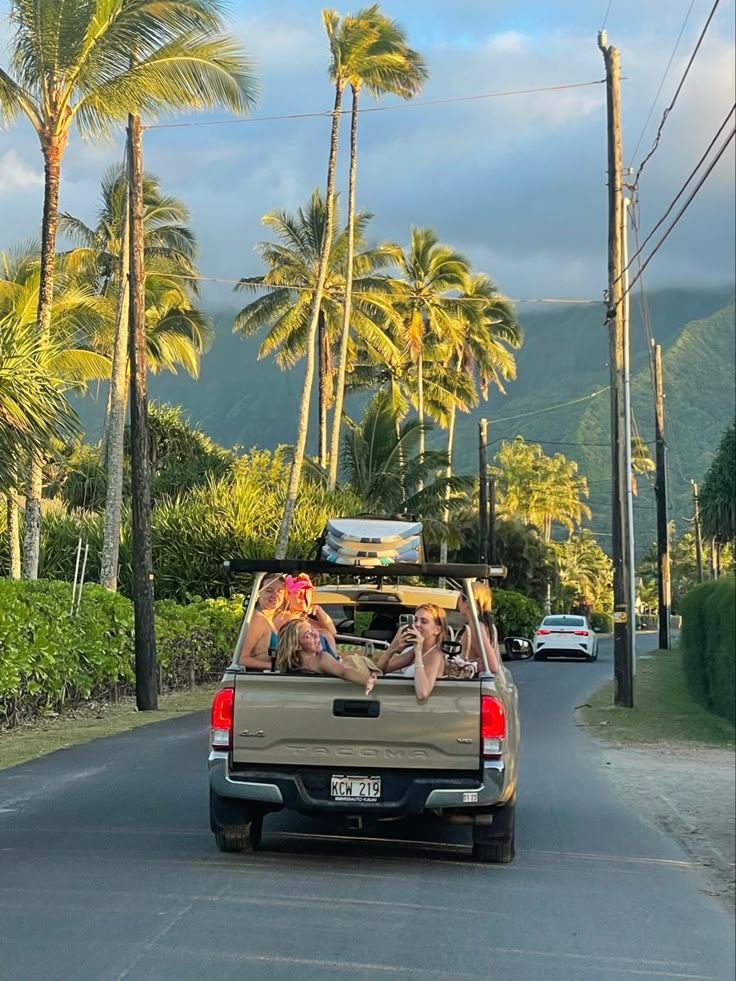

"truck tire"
[472,797,516,864]
[210,788,264,853]
[215,815,263,854]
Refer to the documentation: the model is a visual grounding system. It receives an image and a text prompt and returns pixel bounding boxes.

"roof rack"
[224,558,507,579]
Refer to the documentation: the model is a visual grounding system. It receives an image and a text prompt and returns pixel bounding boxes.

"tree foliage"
[700,423,735,543]
[492,436,591,541]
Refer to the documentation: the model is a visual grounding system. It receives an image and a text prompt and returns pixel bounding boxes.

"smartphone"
[399,613,415,629]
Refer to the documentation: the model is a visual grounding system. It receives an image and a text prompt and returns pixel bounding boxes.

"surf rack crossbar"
[223,558,507,579]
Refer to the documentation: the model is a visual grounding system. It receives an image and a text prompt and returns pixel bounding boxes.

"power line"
[143,78,605,131]
[622,123,735,304]
[624,103,735,282]
[628,0,697,167]
[601,0,615,30]
[141,270,600,306]
[634,0,722,186]
[487,387,610,425]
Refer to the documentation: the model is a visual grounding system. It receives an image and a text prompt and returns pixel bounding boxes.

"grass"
[579,647,736,748]
[0,686,218,771]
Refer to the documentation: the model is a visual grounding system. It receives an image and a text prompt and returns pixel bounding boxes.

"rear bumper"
[208,752,508,816]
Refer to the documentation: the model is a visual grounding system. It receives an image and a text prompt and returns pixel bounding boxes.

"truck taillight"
[211,688,234,750]
[481,695,506,758]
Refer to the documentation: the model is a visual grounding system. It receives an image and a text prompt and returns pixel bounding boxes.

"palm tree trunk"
[417,351,425,493]
[21,139,63,580]
[328,83,360,491]
[6,490,21,578]
[276,81,344,558]
[439,404,456,564]
[318,310,329,469]
[99,192,131,591]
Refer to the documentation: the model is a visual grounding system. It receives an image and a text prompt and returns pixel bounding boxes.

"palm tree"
[272,10,362,556]
[327,5,427,489]
[553,531,612,610]
[234,189,401,466]
[437,274,521,562]
[341,388,470,538]
[61,167,211,590]
[0,0,256,578]
[0,244,110,571]
[493,436,592,541]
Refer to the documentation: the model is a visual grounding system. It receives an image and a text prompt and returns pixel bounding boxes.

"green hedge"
[492,589,542,639]
[0,579,244,728]
[590,611,614,633]
[680,577,735,726]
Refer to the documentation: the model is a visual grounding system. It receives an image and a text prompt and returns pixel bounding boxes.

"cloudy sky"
[1,0,734,306]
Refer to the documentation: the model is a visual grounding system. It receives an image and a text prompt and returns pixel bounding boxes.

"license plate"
[330,775,381,801]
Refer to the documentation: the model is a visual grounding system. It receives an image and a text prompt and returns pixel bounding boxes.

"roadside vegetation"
[579,646,735,748]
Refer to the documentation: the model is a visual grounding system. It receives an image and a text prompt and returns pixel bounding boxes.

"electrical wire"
[633,0,722,186]
[622,123,735,304]
[601,0,614,31]
[486,387,610,425]
[623,104,735,283]
[628,0,697,167]
[136,270,601,306]
[143,79,606,131]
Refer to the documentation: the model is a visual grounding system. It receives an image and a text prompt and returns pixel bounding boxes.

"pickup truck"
[208,558,520,863]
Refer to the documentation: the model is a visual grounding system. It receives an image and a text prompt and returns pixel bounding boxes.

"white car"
[532,614,598,662]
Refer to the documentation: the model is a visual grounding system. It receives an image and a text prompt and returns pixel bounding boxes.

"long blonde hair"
[470,582,492,616]
[275,617,309,673]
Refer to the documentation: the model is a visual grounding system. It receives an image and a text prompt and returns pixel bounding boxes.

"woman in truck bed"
[276,618,382,694]
[237,574,286,671]
[458,582,501,674]
[374,604,448,701]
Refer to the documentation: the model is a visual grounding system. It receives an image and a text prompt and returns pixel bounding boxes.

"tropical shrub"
[2,448,360,599]
[589,611,614,633]
[680,577,735,726]
[492,588,542,640]
[0,580,245,728]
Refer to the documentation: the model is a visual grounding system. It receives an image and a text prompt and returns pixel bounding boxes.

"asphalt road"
[0,634,733,981]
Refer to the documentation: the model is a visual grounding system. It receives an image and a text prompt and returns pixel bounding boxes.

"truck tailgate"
[232,675,481,771]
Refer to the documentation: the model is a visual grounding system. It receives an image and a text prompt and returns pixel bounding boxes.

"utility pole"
[621,191,637,672]
[128,113,158,711]
[488,475,496,566]
[478,419,489,564]
[653,343,671,649]
[692,480,704,583]
[599,32,633,707]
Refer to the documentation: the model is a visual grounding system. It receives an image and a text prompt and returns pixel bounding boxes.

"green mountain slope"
[75,286,735,555]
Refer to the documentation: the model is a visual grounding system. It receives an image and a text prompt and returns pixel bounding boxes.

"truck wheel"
[472,798,516,864]
[214,816,263,854]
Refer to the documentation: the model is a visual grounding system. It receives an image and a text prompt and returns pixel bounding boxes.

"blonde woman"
[238,574,286,670]
[375,604,448,701]
[458,582,501,674]
[279,573,337,654]
[275,618,381,694]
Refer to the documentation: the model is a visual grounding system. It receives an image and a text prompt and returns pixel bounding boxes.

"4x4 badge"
[239,730,265,737]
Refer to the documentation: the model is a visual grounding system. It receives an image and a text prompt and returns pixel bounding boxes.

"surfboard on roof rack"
[322,516,424,566]
[326,517,422,545]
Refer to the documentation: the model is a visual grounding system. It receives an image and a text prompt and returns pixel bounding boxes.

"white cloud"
[0,149,42,193]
